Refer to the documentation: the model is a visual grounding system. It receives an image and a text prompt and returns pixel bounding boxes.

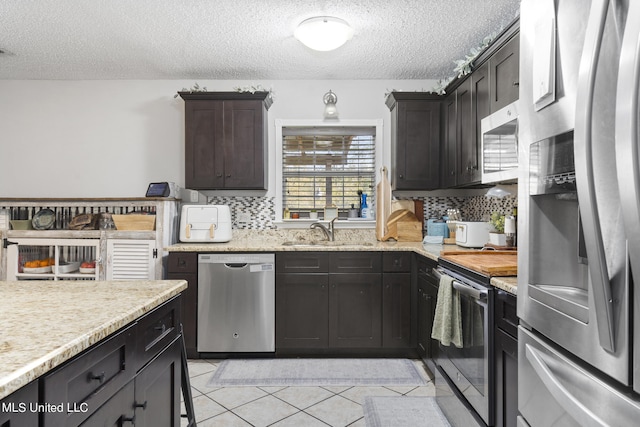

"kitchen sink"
[281,240,374,247]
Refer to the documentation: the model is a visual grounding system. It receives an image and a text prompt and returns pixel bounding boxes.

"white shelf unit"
[0,198,179,281]
[6,238,100,281]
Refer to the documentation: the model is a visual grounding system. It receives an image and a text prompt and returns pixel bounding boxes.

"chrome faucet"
[310,217,338,241]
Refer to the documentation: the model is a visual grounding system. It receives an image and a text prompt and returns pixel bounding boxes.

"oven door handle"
[453,281,488,300]
[433,267,488,300]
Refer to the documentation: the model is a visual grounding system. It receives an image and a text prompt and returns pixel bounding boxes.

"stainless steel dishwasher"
[198,253,275,353]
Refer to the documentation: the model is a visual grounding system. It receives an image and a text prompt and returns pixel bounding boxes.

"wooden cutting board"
[439,251,517,276]
[380,209,423,242]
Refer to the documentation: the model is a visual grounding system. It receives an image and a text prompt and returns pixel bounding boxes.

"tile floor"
[181,359,435,427]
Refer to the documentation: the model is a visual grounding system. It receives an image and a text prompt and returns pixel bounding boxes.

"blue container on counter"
[427,218,449,238]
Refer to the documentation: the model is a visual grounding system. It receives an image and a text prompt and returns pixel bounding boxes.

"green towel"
[431,274,463,348]
[462,298,484,348]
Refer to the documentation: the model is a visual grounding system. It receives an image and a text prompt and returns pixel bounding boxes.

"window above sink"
[275,119,383,229]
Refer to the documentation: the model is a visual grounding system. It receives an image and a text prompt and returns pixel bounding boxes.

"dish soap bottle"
[361,194,370,219]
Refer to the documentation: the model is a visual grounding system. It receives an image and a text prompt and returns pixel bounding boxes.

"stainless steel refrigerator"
[518,0,640,425]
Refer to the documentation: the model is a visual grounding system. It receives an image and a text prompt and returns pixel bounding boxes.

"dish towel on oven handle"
[431,273,463,348]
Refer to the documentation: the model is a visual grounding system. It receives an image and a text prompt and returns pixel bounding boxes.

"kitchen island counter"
[0,279,187,400]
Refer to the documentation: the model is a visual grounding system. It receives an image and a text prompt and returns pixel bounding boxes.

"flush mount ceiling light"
[295,16,354,51]
[323,90,339,119]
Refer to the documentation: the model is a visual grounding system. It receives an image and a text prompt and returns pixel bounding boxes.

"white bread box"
[179,205,232,243]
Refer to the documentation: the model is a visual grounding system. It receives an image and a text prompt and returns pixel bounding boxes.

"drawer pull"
[122,414,136,424]
[88,371,105,383]
[134,400,148,410]
[154,324,167,333]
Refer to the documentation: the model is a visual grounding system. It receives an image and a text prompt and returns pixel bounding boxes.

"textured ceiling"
[0,0,520,80]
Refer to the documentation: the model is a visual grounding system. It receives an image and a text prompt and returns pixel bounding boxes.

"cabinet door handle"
[399,174,404,179]
[122,415,136,424]
[216,173,223,178]
[513,81,520,86]
[226,174,231,178]
[134,401,148,410]
[154,324,167,333]
[3,239,18,249]
[88,371,105,383]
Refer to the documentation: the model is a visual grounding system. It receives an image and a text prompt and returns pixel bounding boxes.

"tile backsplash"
[208,196,276,230]
[208,193,517,230]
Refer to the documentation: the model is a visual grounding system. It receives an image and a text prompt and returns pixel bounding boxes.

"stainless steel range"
[433,261,494,427]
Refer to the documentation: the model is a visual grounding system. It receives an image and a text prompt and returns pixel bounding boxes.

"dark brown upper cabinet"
[442,78,473,188]
[490,33,520,113]
[386,92,442,190]
[179,92,272,190]
[386,19,518,191]
[440,23,519,189]
[469,61,491,185]
[442,91,458,188]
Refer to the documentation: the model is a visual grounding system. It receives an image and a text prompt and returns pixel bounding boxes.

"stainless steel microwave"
[480,101,519,184]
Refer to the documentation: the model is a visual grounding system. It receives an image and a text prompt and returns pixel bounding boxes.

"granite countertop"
[166,230,518,296]
[167,238,452,261]
[0,280,187,400]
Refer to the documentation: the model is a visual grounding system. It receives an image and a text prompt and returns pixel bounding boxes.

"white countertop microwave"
[480,101,519,184]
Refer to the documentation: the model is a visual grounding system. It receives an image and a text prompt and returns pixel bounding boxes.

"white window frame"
[275,119,383,228]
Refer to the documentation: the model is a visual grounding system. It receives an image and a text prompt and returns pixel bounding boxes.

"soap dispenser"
[361,194,370,219]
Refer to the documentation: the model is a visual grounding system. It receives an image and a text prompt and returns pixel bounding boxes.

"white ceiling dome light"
[294,16,354,51]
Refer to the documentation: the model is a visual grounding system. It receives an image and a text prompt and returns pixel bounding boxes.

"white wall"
[0,79,437,198]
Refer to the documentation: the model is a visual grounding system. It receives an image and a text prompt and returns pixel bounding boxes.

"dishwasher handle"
[224,263,248,269]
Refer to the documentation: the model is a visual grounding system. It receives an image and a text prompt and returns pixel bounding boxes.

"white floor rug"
[363,396,451,427]
[207,358,428,387]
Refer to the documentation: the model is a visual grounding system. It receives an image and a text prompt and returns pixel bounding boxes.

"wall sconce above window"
[294,16,354,51]
[323,90,339,119]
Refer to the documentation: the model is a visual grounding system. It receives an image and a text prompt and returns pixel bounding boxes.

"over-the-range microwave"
[480,101,519,184]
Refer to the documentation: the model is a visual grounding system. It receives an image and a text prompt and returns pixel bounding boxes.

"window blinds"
[282,126,376,214]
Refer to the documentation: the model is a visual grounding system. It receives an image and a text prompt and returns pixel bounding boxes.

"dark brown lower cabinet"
[494,290,518,427]
[415,255,439,371]
[276,273,329,349]
[0,380,38,426]
[36,296,183,427]
[276,251,414,354]
[329,273,382,348]
[79,381,135,427]
[133,337,182,426]
[382,272,412,348]
[167,252,198,358]
[80,338,181,427]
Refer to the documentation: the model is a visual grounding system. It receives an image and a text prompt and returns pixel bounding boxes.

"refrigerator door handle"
[525,344,607,427]
[574,0,615,352]
[616,0,640,284]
